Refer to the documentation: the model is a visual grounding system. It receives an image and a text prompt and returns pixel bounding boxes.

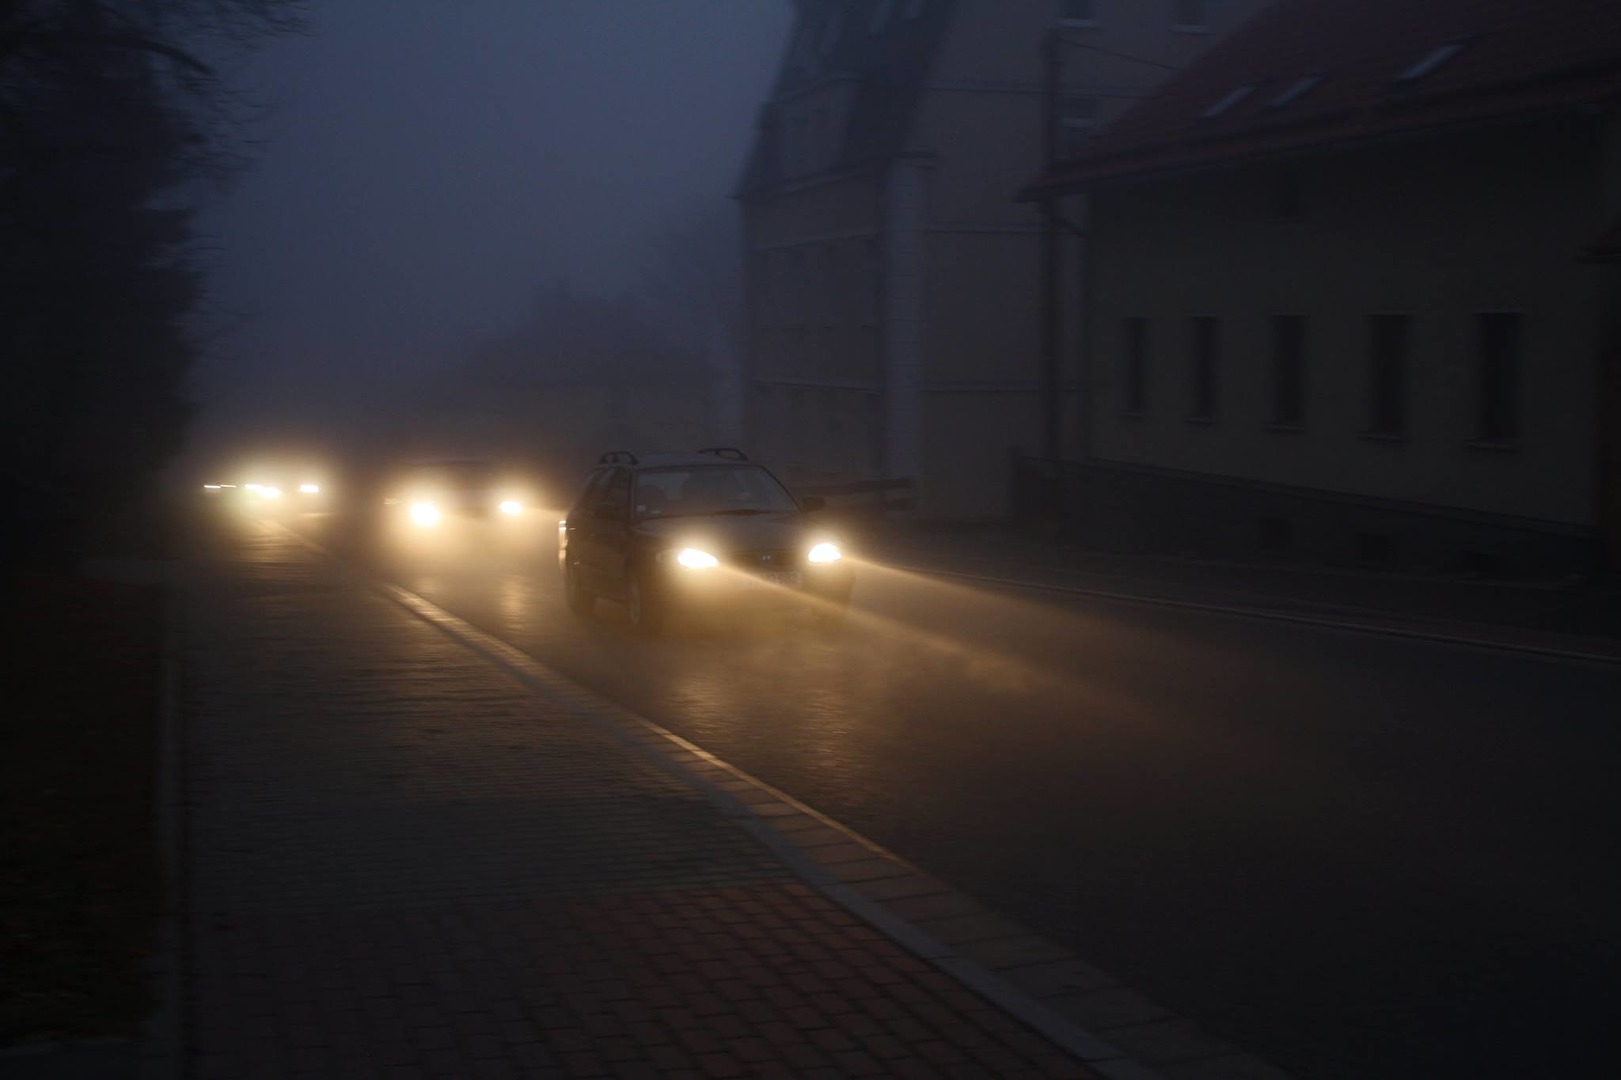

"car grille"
[727,549,799,570]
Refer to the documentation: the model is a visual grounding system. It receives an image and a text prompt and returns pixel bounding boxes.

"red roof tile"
[1024,0,1621,194]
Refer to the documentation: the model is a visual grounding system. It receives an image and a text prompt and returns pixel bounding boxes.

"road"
[260,504,1619,1079]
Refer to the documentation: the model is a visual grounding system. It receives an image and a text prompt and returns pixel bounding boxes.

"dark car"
[558,449,854,634]
[381,459,536,528]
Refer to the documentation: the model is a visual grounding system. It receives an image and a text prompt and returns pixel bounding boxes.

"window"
[1202,84,1254,119]
[1173,0,1209,31]
[1270,315,1305,428]
[1060,94,1099,155]
[1061,0,1099,26]
[818,11,844,54]
[1276,166,1302,218]
[785,114,808,175]
[1476,312,1521,444]
[593,469,631,516]
[787,248,805,326]
[1398,42,1466,82]
[811,108,829,170]
[860,237,880,324]
[1272,73,1324,108]
[1120,317,1147,415]
[1189,316,1219,421]
[1367,314,1408,436]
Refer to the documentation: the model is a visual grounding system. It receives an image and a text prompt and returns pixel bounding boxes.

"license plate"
[749,570,803,589]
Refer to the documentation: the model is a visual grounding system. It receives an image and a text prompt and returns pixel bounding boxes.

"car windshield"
[634,465,798,520]
[410,461,494,490]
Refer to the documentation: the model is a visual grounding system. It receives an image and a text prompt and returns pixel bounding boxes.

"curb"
[282,522,1292,1080]
[891,562,1621,667]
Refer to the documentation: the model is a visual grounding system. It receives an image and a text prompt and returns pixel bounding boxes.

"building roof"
[1583,218,1621,263]
[735,0,958,199]
[1023,0,1621,195]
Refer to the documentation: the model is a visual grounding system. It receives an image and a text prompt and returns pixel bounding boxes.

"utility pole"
[1040,27,1063,463]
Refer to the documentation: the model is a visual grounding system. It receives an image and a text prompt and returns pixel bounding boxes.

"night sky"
[188,0,790,468]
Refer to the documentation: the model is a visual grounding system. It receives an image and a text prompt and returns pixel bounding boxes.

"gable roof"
[1584,218,1621,264]
[1023,0,1621,195]
[735,0,958,199]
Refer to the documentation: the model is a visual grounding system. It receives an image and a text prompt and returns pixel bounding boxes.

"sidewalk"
[179,523,1115,1079]
[853,523,1621,662]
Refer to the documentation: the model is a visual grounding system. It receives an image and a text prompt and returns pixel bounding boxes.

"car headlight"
[259,486,283,500]
[299,483,320,495]
[676,547,719,569]
[409,501,442,527]
[498,499,523,516]
[807,542,842,564]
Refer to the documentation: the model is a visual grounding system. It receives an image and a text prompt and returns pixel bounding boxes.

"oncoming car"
[382,459,534,529]
[558,449,853,634]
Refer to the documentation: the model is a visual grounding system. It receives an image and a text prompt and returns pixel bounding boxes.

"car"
[557,448,853,634]
[381,458,534,528]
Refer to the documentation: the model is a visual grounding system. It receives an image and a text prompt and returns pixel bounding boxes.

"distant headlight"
[676,547,719,569]
[498,499,523,516]
[259,486,283,500]
[409,501,442,527]
[807,542,842,564]
[298,483,320,495]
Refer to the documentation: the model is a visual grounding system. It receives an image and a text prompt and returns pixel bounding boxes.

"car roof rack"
[696,447,748,461]
[598,450,639,465]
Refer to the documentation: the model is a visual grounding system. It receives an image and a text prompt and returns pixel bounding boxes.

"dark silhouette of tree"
[0,0,302,568]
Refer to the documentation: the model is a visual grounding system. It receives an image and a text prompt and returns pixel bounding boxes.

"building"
[1023,0,1621,573]
[736,0,1265,517]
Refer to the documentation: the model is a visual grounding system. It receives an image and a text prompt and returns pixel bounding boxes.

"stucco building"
[1024,0,1621,573]
[736,0,1264,517]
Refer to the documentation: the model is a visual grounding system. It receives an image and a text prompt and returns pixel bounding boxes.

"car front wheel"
[563,560,595,617]
[625,572,666,636]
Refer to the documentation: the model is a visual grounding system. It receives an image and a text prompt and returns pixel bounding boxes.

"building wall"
[743,168,887,484]
[741,0,1266,515]
[904,0,1266,516]
[1086,117,1607,528]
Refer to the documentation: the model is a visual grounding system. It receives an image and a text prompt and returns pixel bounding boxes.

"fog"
[188,0,791,472]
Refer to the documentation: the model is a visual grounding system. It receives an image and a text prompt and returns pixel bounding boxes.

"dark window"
[1061,1,1098,25]
[1271,315,1304,428]
[1059,94,1099,156]
[1277,166,1302,218]
[1476,312,1521,443]
[1367,314,1408,436]
[1120,317,1147,415]
[1258,516,1292,552]
[1356,532,1395,565]
[1174,0,1208,29]
[571,469,610,515]
[594,468,631,516]
[1189,316,1218,421]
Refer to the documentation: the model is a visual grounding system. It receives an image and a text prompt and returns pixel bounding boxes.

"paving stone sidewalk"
[180,524,1099,1079]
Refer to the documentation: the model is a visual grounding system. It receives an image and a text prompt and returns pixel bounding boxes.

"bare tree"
[0,0,304,567]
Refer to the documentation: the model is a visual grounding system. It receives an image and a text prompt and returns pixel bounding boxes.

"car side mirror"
[801,495,826,512]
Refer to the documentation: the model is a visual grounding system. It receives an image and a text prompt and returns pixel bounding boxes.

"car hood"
[632,511,823,553]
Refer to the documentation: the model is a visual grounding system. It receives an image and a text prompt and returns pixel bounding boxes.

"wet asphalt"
[253,504,1620,1079]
